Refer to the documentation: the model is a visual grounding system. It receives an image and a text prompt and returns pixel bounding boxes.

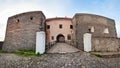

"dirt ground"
[0,52,120,68]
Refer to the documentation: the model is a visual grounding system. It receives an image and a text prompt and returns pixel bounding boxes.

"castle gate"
[56,34,65,42]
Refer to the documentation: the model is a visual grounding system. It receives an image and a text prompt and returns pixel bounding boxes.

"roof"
[8,11,45,19]
[74,13,114,21]
[46,17,72,22]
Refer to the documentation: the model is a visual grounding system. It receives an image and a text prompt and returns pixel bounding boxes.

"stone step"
[91,52,120,58]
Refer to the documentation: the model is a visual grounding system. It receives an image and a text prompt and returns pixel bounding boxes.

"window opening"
[70,25,73,29]
[47,25,50,29]
[59,24,62,29]
[67,34,71,40]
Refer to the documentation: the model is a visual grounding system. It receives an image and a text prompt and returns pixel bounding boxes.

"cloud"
[0,0,72,41]
[0,0,72,18]
[0,0,120,41]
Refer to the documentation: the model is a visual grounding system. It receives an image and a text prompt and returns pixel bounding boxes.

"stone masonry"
[2,11,119,52]
[72,13,117,50]
[92,37,120,52]
[2,11,46,52]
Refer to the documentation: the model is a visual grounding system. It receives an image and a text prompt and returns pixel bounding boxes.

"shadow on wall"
[0,42,3,50]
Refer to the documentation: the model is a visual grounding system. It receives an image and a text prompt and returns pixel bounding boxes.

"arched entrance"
[56,34,65,42]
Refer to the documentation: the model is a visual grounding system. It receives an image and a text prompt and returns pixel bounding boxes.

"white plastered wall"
[83,33,92,52]
[36,31,45,54]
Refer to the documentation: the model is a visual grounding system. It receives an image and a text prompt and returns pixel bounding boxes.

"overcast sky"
[0,0,120,41]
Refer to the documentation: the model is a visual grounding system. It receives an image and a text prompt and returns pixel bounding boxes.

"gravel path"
[47,43,80,53]
[0,52,120,68]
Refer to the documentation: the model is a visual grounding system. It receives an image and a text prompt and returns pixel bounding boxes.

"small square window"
[67,34,71,40]
[30,17,33,20]
[16,19,19,22]
[104,28,109,33]
[47,25,50,29]
[70,25,73,29]
[91,26,94,32]
[51,36,54,40]
[88,26,94,33]
[59,24,62,29]
[88,29,91,33]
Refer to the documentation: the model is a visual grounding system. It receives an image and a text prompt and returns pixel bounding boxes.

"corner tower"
[72,13,117,50]
[3,11,46,52]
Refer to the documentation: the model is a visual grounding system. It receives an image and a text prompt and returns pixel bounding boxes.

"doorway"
[56,34,65,42]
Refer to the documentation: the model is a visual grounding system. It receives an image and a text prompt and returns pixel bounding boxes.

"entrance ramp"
[47,43,80,53]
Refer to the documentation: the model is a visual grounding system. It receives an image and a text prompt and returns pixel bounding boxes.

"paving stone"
[0,52,120,68]
[47,43,80,53]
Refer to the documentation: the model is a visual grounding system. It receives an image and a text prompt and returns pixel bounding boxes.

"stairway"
[47,43,80,53]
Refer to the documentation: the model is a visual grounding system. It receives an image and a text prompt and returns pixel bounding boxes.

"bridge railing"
[46,40,75,51]
[46,41,57,51]
[65,40,72,45]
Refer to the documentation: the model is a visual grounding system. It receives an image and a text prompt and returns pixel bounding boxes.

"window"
[47,25,50,29]
[91,26,94,32]
[70,25,73,29]
[103,28,109,33]
[59,24,62,29]
[67,34,71,40]
[16,19,19,22]
[88,26,94,33]
[88,29,91,33]
[51,36,54,40]
[30,17,33,20]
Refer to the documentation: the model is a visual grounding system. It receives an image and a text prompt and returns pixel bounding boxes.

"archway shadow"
[56,34,65,43]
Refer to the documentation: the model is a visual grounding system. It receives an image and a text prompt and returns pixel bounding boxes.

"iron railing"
[46,40,77,51]
[46,41,57,51]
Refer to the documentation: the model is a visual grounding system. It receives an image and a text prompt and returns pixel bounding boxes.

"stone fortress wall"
[92,37,120,52]
[2,11,120,52]
[3,11,46,52]
[72,13,117,50]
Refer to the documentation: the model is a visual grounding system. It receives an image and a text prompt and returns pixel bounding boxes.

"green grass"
[0,50,9,53]
[15,50,35,56]
[0,49,42,57]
